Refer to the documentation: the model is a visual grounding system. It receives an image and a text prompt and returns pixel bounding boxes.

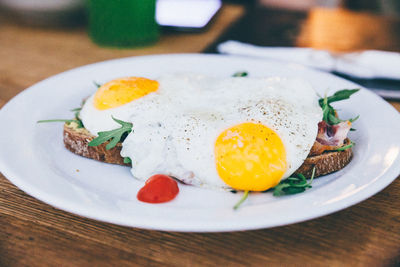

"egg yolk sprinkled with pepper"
[215,122,287,191]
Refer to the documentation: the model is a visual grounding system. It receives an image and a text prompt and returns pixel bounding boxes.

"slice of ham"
[309,121,352,156]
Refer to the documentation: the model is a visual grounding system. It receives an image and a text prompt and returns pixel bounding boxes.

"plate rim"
[1,53,400,232]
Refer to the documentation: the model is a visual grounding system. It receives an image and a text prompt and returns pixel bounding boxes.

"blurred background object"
[343,0,400,17]
[205,0,400,99]
[208,0,400,52]
[259,0,319,10]
[88,0,158,47]
[0,0,86,27]
[379,0,400,17]
[1,0,399,30]
[156,0,222,31]
[259,0,400,17]
[297,8,400,52]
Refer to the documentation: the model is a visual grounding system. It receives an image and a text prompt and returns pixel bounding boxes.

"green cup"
[88,0,159,47]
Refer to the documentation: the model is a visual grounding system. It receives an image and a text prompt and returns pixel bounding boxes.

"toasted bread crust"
[63,124,129,166]
[63,124,353,178]
[295,138,353,178]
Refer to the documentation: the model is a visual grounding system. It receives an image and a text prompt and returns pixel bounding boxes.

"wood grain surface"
[0,4,244,103]
[1,4,400,266]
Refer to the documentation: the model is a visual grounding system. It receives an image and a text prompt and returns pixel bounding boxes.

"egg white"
[80,73,322,190]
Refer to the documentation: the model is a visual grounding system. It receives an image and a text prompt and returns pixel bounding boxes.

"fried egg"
[80,74,322,191]
[80,77,160,134]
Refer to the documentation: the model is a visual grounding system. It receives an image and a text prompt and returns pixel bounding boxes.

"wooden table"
[1,4,400,266]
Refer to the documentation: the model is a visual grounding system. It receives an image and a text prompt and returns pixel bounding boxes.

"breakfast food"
[79,74,322,190]
[54,73,358,197]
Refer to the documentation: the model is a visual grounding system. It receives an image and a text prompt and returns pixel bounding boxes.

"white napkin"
[218,40,400,80]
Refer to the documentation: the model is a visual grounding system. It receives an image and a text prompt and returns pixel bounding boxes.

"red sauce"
[137,174,179,203]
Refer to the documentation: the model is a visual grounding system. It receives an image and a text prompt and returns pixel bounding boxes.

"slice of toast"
[63,122,353,178]
[63,122,130,166]
[295,138,353,178]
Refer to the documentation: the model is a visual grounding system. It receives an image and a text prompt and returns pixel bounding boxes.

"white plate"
[1,54,400,232]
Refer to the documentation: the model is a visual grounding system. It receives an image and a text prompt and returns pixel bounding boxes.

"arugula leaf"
[93,81,102,88]
[318,89,359,106]
[333,141,354,151]
[327,109,342,124]
[273,167,316,196]
[68,107,84,128]
[233,190,249,210]
[233,167,317,208]
[123,157,132,164]
[88,116,133,150]
[319,89,359,125]
[272,183,292,196]
[232,71,248,77]
[321,94,340,125]
[348,115,360,123]
[37,119,79,124]
[38,102,85,128]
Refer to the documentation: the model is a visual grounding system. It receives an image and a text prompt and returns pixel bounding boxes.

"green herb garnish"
[319,89,359,125]
[233,167,317,209]
[333,141,354,151]
[123,157,132,164]
[348,115,360,123]
[88,116,133,150]
[69,107,84,128]
[318,89,359,106]
[93,81,102,88]
[37,111,83,128]
[71,107,81,114]
[233,190,249,210]
[37,119,80,124]
[37,103,84,128]
[232,71,248,77]
[273,167,316,196]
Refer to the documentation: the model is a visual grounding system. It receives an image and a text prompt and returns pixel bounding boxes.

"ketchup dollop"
[137,174,179,203]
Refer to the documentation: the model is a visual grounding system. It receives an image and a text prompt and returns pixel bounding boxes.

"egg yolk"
[215,122,287,191]
[94,77,159,110]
